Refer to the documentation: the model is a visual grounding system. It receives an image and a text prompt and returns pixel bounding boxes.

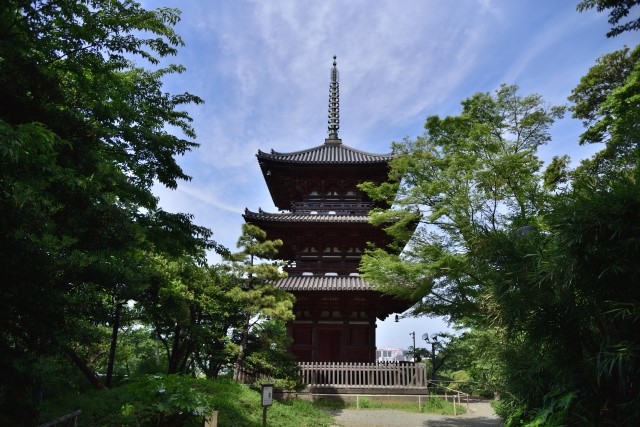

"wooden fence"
[234,365,269,384]
[298,362,428,388]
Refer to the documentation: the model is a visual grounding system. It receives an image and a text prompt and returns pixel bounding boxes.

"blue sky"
[145,0,637,349]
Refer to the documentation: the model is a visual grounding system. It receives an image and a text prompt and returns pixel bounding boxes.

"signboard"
[261,382,274,407]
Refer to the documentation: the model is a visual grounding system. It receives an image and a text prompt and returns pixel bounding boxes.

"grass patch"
[211,382,333,427]
[36,376,334,427]
[314,395,466,416]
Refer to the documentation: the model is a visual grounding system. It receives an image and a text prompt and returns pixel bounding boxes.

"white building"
[376,347,413,362]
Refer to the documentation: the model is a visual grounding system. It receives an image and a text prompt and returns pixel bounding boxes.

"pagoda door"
[318,329,342,362]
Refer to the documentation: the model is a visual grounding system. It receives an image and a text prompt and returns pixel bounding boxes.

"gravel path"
[326,399,502,427]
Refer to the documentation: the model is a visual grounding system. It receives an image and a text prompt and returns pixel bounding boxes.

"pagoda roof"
[276,276,374,291]
[243,208,369,224]
[257,142,393,165]
[277,276,414,319]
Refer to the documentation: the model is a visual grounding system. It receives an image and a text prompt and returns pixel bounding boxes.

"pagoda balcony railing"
[298,362,428,389]
[284,270,359,277]
[287,259,360,272]
[291,200,374,214]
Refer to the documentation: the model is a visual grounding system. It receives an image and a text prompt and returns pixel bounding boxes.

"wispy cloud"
[147,0,634,249]
[179,0,503,157]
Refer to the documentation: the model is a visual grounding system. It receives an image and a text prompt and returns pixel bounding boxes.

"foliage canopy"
[360,45,640,425]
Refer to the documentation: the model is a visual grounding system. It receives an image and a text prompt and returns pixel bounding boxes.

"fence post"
[453,393,457,416]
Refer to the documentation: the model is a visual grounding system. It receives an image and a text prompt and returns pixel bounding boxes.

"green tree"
[568,44,640,186]
[358,85,573,424]
[577,0,640,37]
[0,1,216,420]
[359,52,640,426]
[458,48,640,425]
[359,84,564,325]
[242,319,300,387]
[190,265,245,379]
[442,327,505,397]
[480,171,640,426]
[111,324,166,377]
[504,43,640,426]
[226,224,294,382]
[139,256,239,375]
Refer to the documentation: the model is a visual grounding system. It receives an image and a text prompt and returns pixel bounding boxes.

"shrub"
[119,374,216,427]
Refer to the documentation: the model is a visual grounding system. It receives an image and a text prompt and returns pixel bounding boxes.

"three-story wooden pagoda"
[243,57,411,363]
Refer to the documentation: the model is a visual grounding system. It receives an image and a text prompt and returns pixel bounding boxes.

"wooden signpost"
[261,382,274,427]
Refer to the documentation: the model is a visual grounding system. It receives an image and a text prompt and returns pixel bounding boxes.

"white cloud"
[180,0,502,156]
[143,0,633,256]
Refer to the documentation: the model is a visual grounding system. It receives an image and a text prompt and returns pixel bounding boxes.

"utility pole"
[422,333,438,380]
[410,331,416,361]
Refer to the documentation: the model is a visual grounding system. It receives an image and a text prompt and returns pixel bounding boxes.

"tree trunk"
[167,324,181,374]
[233,315,251,382]
[63,347,106,390]
[105,301,123,387]
[177,340,195,374]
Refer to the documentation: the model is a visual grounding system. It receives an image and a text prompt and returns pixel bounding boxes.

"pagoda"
[243,57,412,363]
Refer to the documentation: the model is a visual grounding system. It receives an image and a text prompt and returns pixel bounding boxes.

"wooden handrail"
[36,410,81,427]
[428,380,470,413]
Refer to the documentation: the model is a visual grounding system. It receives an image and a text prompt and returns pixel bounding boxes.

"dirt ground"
[326,398,502,427]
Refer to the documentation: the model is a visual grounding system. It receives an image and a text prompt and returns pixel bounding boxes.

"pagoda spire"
[325,55,341,144]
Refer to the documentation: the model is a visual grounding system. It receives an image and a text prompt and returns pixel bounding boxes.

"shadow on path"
[426,416,502,427]
[327,399,503,427]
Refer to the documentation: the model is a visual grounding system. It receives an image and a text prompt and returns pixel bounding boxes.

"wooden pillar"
[311,310,319,362]
[369,313,377,362]
[342,310,349,362]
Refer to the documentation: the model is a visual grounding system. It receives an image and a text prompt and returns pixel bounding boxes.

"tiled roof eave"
[275,276,376,291]
[259,157,391,165]
[257,145,393,165]
[243,209,370,223]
